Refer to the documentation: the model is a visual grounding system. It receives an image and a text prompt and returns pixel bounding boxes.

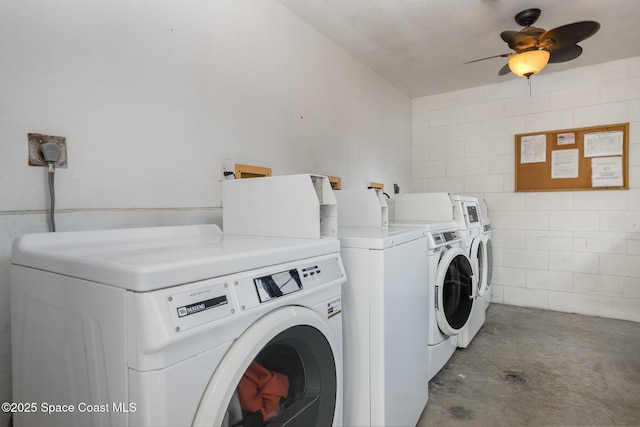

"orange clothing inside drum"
[238,361,289,421]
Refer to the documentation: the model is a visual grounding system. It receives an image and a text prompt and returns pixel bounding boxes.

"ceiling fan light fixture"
[508,50,550,78]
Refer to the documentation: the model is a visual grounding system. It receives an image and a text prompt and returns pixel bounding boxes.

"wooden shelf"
[327,175,342,190]
[234,163,272,179]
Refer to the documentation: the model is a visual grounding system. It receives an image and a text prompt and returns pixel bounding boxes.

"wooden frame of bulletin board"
[515,123,629,192]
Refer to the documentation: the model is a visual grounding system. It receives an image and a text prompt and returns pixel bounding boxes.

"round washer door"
[435,247,475,336]
[469,236,488,298]
[193,306,341,427]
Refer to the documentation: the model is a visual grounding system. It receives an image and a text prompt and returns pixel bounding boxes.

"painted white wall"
[411,56,640,323]
[0,0,411,423]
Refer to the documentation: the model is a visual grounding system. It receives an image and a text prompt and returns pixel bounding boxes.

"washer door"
[193,306,340,427]
[469,236,488,298]
[435,247,475,336]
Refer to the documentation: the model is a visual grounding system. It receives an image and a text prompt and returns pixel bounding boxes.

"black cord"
[47,167,56,232]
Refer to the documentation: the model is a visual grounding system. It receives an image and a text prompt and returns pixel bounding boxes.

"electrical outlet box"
[28,133,68,168]
[218,158,233,181]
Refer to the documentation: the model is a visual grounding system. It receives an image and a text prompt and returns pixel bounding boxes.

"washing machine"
[448,195,488,348]
[11,224,345,427]
[333,189,430,426]
[392,219,474,380]
[393,193,477,376]
[478,198,494,310]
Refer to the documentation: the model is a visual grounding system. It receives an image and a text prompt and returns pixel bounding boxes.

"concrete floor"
[417,303,640,427]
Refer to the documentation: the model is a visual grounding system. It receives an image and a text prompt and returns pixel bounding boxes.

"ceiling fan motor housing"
[515,8,541,27]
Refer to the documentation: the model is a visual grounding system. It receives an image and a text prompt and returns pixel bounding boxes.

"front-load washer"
[394,193,487,349]
[337,225,430,427]
[478,198,494,310]
[449,195,488,348]
[11,224,345,427]
[392,219,475,380]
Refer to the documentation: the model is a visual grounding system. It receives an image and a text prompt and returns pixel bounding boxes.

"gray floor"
[417,303,640,427]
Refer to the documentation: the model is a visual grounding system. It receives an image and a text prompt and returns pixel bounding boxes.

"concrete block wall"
[411,56,640,322]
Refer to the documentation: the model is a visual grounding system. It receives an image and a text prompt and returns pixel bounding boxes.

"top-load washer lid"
[337,225,427,249]
[11,224,341,292]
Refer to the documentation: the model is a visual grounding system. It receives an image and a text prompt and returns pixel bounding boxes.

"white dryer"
[11,224,345,427]
[334,189,429,427]
[479,198,494,310]
[338,225,430,427]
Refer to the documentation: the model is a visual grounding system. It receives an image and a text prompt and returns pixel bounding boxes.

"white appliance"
[478,198,494,310]
[338,225,430,427]
[334,189,429,427]
[11,224,346,427]
[393,193,477,375]
[449,195,488,348]
[392,219,474,380]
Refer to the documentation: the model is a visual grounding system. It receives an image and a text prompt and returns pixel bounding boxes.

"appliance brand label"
[177,296,228,318]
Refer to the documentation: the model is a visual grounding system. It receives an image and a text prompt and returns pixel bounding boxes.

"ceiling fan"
[465,8,600,79]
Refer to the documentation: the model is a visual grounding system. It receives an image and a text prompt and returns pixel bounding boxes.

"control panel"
[430,230,461,248]
[465,204,480,224]
[163,254,344,333]
[235,254,344,312]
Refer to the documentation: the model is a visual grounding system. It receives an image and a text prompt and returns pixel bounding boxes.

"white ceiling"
[278,0,640,98]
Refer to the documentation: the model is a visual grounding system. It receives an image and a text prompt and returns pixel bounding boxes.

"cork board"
[515,123,629,192]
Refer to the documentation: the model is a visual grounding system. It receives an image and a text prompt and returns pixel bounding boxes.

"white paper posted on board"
[592,156,623,187]
[521,134,546,164]
[551,149,579,179]
[584,131,623,157]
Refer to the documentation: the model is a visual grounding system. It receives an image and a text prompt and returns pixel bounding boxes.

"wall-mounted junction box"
[28,133,68,168]
[218,158,233,181]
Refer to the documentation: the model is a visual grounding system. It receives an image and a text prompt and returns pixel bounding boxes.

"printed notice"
[521,134,546,164]
[584,131,623,157]
[557,132,575,145]
[551,149,579,179]
[592,156,623,187]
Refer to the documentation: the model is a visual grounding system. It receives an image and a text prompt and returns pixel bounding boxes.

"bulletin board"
[515,123,629,192]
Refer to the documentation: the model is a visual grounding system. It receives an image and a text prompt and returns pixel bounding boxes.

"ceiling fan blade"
[464,53,511,64]
[548,45,583,63]
[500,30,519,44]
[498,63,511,76]
[539,21,600,50]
